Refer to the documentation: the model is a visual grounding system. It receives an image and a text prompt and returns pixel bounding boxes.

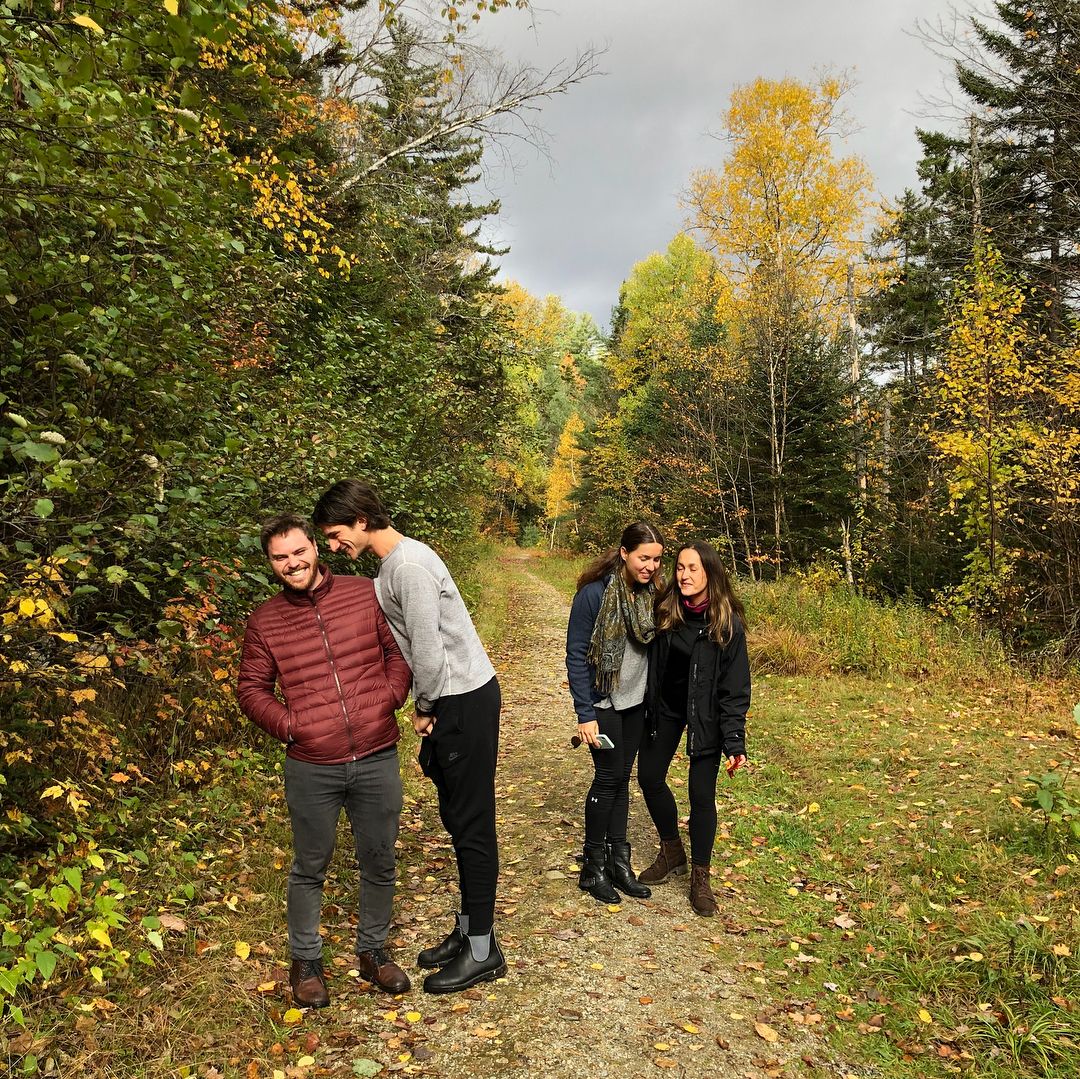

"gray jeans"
[283,747,403,958]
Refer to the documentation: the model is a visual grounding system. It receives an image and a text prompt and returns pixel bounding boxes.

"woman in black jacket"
[565,522,665,903]
[637,541,750,917]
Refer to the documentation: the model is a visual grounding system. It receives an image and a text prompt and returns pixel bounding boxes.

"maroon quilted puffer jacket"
[237,568,412,764]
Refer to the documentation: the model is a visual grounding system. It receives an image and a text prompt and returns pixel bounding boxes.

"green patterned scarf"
[586,570,656,696]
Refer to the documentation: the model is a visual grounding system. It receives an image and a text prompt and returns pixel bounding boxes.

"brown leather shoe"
[689,863,718,917]
[290,957,330,1008]
[357,948,411,994]
[639,837,688,884]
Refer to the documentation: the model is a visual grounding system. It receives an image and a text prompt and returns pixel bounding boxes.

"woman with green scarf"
[565,522,665,903]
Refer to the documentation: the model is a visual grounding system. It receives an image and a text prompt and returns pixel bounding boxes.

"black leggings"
[583,703,645,846]
[637,715,721,866]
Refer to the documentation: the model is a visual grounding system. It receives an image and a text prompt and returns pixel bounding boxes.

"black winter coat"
[645,615,750,759]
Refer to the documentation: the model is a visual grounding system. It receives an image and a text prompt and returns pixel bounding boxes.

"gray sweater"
[596,636,648,712]
[375,537,495,712]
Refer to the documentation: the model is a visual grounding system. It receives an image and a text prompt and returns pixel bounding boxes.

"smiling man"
[313,480,505,995]
[237,513,413,1005]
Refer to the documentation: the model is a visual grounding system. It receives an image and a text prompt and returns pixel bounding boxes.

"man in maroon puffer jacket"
[238,513,414,1005]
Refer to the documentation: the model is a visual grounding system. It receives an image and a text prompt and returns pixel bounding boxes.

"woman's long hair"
[655,541,745,644]
[576,522,666,592]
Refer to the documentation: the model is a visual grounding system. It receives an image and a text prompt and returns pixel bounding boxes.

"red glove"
[726,753,746,777]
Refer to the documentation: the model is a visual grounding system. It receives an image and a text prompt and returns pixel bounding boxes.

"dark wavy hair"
[655,540,745,644]
[576,522,666,591]
[312,479,392,531]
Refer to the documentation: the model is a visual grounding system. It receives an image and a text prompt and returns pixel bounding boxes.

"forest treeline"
[1,0,1078,1029]
[496,0,1080,662]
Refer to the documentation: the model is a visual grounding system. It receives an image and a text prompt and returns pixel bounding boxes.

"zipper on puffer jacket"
[686,627,707,756]
[311,594,358,757]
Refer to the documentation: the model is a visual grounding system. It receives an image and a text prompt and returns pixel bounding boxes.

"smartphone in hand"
[569,732,616,749]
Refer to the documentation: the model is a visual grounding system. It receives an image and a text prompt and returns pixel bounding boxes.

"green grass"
[743,570,1008,679]
[531,553,1080,1077]
[457,539,517,655]
[682,668,1080,1078]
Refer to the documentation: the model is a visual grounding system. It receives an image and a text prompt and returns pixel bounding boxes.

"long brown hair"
[576,522,666,591]
[655,541,745,644]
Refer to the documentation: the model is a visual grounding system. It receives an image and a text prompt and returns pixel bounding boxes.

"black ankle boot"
[423,932,507,994]
[578,841,619,903]
[417,914,466,969]
[606,840,652,899]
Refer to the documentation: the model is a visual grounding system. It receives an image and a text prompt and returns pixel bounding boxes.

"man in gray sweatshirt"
[312,479,505,994]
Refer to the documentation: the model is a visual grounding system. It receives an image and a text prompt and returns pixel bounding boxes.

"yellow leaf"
[89,926,112,948]
[682,1022,700,1034]
[405,1011,421,1023]
[755,1022,779,1042]
[234,940,251,960]
[18,598,35,617]
[74,652,109,669]
[653,1042,671,1051]
[382,1010,397,1022]
[808,802,820,814]
[917,1008,933,1024]
[256,981,277,993]
[297,1056,315,1067]
[73,13,104,33]
[282,1008,303,1025]
[163,0,179,14]
[1052,943,1071,957]
[109,772,130,784]
[72,688,97,703]
[40,784,65,800]
[606,904,621,913]
[54,632,78,643]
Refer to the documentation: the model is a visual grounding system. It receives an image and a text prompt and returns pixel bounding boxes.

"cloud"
[471,0,960,329]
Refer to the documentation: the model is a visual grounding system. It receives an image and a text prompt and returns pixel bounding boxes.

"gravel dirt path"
[316,550,852,1079]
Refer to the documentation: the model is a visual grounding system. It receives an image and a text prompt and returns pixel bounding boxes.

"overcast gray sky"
[470,0,966,330]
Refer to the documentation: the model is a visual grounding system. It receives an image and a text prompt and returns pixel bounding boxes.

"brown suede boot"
[638,837,688,884]
[290,957,330,1008]
[689,864,718,917]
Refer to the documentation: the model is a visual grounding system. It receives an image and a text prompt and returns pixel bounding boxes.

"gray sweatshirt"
[375,537,496,712]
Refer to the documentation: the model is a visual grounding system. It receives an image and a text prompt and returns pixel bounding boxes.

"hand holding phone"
[570,725,615,749]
